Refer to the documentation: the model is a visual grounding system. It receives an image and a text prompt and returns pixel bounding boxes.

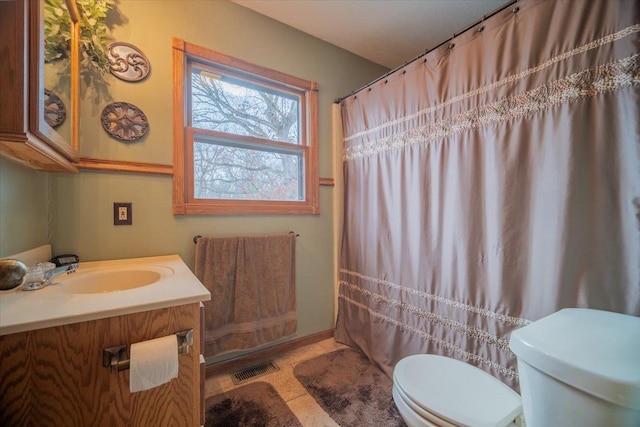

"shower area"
[334,0,640,390]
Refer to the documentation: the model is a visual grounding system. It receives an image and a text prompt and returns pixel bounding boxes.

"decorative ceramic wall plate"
[44,89,66,128]
[101,102,149,142]
[107,42,151,82]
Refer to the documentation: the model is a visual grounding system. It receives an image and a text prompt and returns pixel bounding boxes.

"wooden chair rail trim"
[76,157,173,175]
[75,158,335,186]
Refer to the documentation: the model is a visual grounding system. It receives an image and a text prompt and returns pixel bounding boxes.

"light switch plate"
[113,202,132,225]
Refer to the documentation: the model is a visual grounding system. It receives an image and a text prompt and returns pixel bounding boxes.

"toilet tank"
[509,308,640,427]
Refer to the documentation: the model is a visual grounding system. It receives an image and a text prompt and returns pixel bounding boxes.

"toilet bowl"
[392,354,522,427]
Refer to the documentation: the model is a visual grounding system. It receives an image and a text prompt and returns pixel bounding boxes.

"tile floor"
[204,338,351,426]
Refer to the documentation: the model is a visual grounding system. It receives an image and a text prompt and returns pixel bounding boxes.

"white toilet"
[393,354,523,427]
[509,308,640,427]
[392,308,640,427]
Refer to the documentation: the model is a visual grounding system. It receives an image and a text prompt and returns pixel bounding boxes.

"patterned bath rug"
[204,381,302,427]
[293,347,407,427]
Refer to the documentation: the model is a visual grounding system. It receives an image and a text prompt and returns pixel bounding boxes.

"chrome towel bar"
[103,329,193,372]
[193,231,299,244]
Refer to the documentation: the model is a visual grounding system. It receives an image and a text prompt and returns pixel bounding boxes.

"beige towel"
[195,234,297,357]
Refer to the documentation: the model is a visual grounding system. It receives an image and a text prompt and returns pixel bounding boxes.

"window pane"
[193,139,303,201]
[191,68,300,144]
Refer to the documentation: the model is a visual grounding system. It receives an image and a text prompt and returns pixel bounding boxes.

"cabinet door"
[0,0,79,172]
[0,303,202,426]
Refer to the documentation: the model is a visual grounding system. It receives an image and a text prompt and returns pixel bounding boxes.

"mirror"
[31,0,79,159]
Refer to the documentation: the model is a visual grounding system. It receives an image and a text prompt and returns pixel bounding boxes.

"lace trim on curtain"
[339,280,512,352]
[344,53,640,161]
[344,24,640,144]
[339,294,519,378]
[340,269,531,326]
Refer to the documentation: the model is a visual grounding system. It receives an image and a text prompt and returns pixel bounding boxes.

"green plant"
[44,0,72,63]
[44,0,116,77]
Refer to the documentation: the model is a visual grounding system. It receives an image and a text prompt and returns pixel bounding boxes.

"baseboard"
[204,329,334,378]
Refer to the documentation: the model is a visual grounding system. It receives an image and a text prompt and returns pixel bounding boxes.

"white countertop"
[0,255,211,336]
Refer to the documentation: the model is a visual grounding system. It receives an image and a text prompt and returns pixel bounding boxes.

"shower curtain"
[335,0,640,390]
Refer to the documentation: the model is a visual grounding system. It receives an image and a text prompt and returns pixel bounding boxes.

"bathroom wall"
[0,158,49,257]
[48,0,387,352]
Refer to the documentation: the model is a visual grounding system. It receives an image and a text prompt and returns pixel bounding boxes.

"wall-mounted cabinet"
[0,0,79,172]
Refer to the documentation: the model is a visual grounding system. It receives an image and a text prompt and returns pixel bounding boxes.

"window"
[172,38,319,214]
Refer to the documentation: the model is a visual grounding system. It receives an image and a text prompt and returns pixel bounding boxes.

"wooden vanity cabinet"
[0,303,203,426]
[0,0,78,172]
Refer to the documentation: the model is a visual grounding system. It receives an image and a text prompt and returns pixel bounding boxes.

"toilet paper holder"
[103,329,194,372]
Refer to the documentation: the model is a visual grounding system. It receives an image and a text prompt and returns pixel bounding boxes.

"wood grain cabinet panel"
[0,0,78,172]
[0,303,202,426]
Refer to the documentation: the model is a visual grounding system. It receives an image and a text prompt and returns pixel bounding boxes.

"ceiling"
[233,0,509,69]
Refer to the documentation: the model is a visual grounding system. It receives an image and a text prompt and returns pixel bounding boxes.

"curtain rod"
[334,0,519,104]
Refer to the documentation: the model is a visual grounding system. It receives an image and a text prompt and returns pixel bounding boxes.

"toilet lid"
[393,354,522,427]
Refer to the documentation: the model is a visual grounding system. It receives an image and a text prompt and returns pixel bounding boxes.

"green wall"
[0,158,49,257]
[46,0,386,355]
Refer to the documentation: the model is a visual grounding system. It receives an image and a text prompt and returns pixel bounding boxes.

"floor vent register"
[231,361,280,384]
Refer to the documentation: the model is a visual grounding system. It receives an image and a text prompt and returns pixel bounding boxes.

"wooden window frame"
[172,38,319,215]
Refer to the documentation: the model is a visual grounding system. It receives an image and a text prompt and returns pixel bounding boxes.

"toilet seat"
[393,354,522,427]
[393,382,456,427]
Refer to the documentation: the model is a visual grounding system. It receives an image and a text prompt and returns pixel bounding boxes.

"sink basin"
[0,254,210,336]
[60,266,173,294]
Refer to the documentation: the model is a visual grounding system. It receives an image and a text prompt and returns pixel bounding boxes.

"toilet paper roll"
[130,335,179,393]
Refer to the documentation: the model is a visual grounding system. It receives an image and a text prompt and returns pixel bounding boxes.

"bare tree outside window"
[191,69,303,201]
[172,38,318,215]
